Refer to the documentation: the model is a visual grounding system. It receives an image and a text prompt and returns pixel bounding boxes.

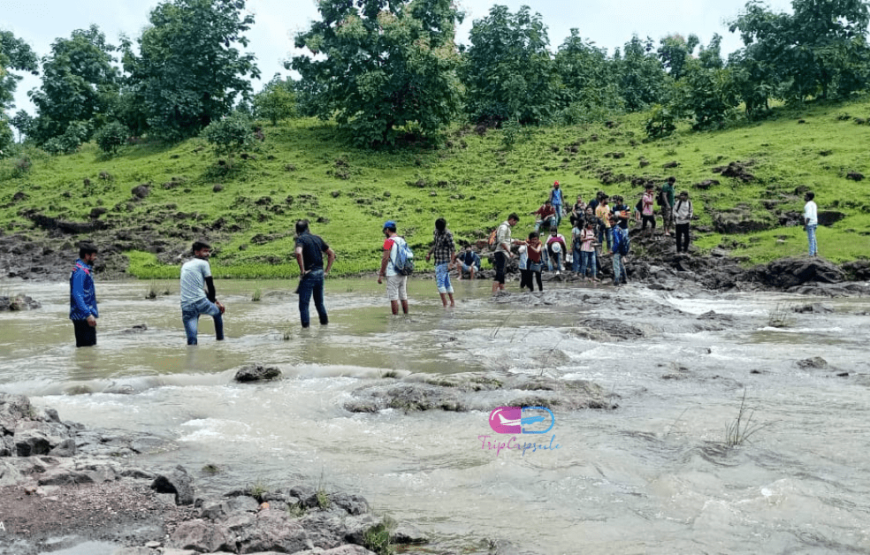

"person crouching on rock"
[180,241,225,345]
[70,244,99,347]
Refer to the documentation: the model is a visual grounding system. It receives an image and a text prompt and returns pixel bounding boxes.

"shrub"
[201,113,256,160]
[95,122,130,154]
[42,121,90,155]
[645,104,677,139]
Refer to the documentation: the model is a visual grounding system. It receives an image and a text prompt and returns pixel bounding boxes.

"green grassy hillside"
[1,97,869,279]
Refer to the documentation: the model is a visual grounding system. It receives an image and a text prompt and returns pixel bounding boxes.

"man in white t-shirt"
[803,191,819,257]
[180,241,225,345]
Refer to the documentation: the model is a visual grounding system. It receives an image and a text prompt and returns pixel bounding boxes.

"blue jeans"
[806,224,818,256]
[579,251,596,278]
[547,251,562,272]
[181,298,224,345]
[572,245,582,272]
[535,216,557,233]
[298,269,328,327]
[612,253,627,285]
[552,204,563,226]
[598,227,612,251]
[435,263,454,293]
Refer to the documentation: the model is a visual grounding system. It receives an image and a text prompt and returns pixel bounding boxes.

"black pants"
[73,319,97,347]
[519,269,532,291]
[493,252,507,284]
[676,223,690,252]
[642,215,656,229]
[531,271,543,291]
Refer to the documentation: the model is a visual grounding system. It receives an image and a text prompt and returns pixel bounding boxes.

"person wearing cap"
[673,191,694,253]
[548,181,565,226]
[378,220,410,315]
[546,228,567,274]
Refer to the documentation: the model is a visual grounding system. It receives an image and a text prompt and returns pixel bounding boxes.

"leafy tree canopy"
[123,0,260,141]
[291,0,464,147]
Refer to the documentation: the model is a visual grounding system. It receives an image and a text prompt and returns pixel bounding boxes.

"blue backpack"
[391,237,415,276]
[615,227,630,256]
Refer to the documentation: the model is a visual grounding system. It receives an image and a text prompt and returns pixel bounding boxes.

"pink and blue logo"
[488,406,555,434]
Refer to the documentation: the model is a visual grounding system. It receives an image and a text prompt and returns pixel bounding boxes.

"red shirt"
[534,205,556,218]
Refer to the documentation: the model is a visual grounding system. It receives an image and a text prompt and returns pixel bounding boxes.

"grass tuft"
[767,303,793,328]
[724,390,773,448]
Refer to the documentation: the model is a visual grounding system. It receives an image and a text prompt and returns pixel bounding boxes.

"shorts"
[493,252,507,284]
[642,215,656,229]
[661,206,672,224]
[386,275,408,301]
[435,263,454,294]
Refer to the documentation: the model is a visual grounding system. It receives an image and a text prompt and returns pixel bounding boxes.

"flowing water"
[2,277,870,554]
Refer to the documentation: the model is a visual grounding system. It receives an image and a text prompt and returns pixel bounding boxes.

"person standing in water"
[425,217,457,308]
[70,244,99,347]
[180,241,225,345]
[294,219,336,327]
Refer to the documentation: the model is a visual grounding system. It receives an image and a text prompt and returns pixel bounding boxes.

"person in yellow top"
[594,195,612,254]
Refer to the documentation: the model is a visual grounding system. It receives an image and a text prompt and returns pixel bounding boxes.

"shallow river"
[2,277,870,554]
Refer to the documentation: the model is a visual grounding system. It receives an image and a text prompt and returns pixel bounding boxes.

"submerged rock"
[0,295,41,311]
[796,357,828,369]
[235,363,283,383]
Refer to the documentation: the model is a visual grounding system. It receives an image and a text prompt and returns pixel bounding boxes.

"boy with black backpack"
[610,214,630,286]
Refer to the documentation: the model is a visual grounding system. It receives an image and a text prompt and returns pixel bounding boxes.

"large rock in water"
[235,363,282,382]
[151,465,195,505]
[750,257,845,289]
[0,295,41,311]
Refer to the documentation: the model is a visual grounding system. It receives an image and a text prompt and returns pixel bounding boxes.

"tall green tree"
[657,34,699,80]
[555,29,620,113]
[253,74,296,125]
[123,0,260,141]
[616,35,669,112]
[27,25,119,145]
[0,31,38,152]
[729,0,870,102]
[462,5,561,125]
[291,0,463,146]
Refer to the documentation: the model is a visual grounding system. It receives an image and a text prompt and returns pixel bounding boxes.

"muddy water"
[2,278,870,554]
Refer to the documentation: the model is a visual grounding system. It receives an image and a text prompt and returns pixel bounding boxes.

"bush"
[200,113,256,158]
[42,121,91,155]
[645,104,677,139]
[95,122,130,154]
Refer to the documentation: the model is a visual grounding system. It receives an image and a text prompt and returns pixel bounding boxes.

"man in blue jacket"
[70,244,99,347]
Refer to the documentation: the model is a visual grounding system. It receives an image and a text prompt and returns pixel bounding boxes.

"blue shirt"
[550,188,563,206]
[70,259,98,320]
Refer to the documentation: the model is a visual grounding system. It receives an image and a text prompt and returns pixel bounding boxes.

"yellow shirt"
[596,205,611,228]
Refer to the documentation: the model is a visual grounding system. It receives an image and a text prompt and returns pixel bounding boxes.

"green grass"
[2,97,869,278]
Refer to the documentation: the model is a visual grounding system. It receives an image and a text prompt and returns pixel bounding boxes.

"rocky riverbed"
[0,392,431,555]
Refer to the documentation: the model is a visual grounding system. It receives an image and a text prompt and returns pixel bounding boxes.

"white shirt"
[180,258,212,304]
[804,200,818,226]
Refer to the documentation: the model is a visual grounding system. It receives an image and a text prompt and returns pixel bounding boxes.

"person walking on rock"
[180,241,225,345]
[70,244,99,348]
[803,191,819,257]
[549,181,565,226]
[661,177,676,237]
[578,220,598,282]
[641,183,657,238]
[294,219,336,328]
[526,232,544,292]
[611,214,629,286]
[425,218,457,308]
[492,213,523,295]
[378,221,410,315]
[674,191,694,254]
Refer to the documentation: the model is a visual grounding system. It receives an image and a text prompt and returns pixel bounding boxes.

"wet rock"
[112,548,157,555]
[350,384,465,413]
[749,257,845,289]
[227,495,261,513]
[14,421,72,457]
[151,465,195,505]
[48,438,77,457]
[0,295,42,311]
[0,392,33,435]
[0,460,23,486]
[697,310,735,322]
[391,522,429,544]
[329,492,370,515]
[792,303,834,314]
[234,363,283,383]
[297,545,378,555]
[122,324,148,334]
[120,467,155,479]
[199,497,230,521]
[233,509,312,553]
[576,318,645,341]
[796,357,828,369]
[168,519,234,553]
[842,260,870,281]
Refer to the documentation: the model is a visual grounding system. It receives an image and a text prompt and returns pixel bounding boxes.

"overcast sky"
[4,0,797,116]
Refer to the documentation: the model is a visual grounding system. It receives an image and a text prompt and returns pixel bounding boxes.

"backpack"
[617,228,630,256]
[656,189,663,206]
[391,237,415,276]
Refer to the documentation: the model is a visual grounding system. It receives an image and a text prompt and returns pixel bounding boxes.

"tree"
[462,5,561,126]
[616,35,669,112]
[0,31,38,153]
[555,29,622,120]
[291,0,463,147]
[200,111,254,168]
[674,60,740,130]
[27,25,119,145]
[729,0,870,102]
[123,0,260,141]
[657,34,699,80]
[94,121,130,154]
[253,75,296,125]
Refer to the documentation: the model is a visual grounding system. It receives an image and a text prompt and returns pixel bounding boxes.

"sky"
[3,0,797,117]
